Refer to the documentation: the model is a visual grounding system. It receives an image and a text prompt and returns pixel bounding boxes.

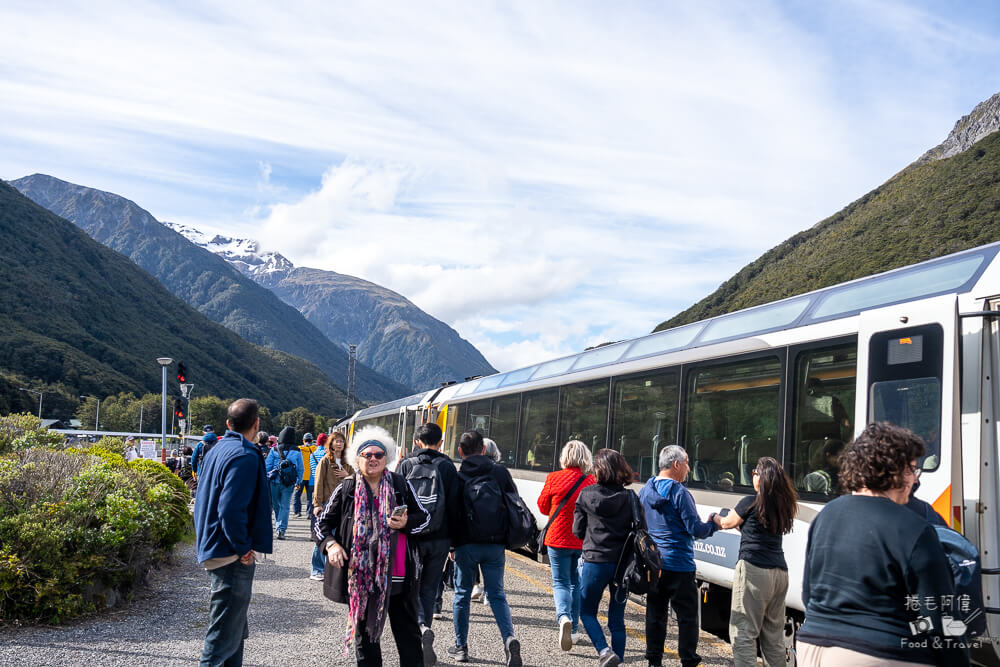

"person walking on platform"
[538,439,595,651]
[265,426,303,540]
[449,430,523,667]
[640,445,718,667]
[397,422,463,664]
[573,448,639,667]
[713,457,797,667]
[314,425,430,667]
[191,425,217,478]
[194,398,272,667]
[797,423,968,667]
[294,432,317,517]
[311,431,352,580]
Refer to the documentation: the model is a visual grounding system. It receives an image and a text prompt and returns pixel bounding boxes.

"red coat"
[537,467,596,550]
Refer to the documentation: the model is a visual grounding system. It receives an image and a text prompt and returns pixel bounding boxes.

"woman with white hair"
[537,440,596,651]
[313,425,431,667]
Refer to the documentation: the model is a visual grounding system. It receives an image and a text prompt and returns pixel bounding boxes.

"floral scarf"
[345,472,394,649]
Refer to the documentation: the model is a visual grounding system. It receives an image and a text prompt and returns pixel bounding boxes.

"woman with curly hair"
[714,457,796,667]
[797,422,967,667]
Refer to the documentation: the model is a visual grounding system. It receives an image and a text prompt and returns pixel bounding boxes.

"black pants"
[415,538,450,628]
[645,569,701,667]
[355,591,423,667]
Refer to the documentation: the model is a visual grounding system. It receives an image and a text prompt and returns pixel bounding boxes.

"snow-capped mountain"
[163,222,294,279]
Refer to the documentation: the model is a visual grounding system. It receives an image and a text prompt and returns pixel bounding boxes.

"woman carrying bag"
[537,440,596,651]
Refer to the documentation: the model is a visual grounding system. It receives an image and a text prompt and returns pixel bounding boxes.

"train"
[336,240,1000,663]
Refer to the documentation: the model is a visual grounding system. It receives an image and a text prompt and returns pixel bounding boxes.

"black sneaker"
[598,648,620,667]
[421,626,436,667]
[276,531,285,540]
[504,637,522,667]
[446,644,468,663]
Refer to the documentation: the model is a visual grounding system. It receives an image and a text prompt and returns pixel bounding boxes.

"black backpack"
[615,492,661,598]
[463,470,507,543]
[504,488,537,550]
[933,525,986,638]
[406,456,448,534]
[277,448,298,487]
[197,440,216,470]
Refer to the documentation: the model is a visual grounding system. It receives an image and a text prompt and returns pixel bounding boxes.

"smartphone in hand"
[391,506,407,517]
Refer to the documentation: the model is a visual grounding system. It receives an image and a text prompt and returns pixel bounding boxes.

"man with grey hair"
[639,445,718,667]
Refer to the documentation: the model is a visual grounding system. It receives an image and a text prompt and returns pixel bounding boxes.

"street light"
[79,395,100,431]
[156,357,173,454]
[18,387,43,419]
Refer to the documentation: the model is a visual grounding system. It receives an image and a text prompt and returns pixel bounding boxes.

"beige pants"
[797,641,926,667]
[729,559,789,667]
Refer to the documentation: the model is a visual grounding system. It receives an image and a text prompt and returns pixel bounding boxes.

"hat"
[303,432,314,442]
[348,425,397,465]
[203,425,214,433]
[203,433,218,444]
[268,435,277,444]
[125,435,136,442]
[316,433,328,447]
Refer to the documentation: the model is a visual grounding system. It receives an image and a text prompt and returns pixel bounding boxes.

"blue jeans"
[580,560,626,660]
[200,560,255,666]
[453,543,514,646]
[293,483,314,516]
[548,546,581,633]
[269,481,293,533]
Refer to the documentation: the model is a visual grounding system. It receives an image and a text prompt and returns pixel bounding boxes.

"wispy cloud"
[2,1,999,372]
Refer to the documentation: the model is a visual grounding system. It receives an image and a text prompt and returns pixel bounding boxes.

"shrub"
[0,413,63,455]
[0,447,192,624]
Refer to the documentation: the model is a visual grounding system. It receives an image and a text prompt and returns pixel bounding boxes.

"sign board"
[139,440,157,459]
[180,384,194,399]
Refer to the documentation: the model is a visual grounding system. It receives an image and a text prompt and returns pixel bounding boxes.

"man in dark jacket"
[397,423,463,636]
[194,398,272,667]
[448,430,523,667]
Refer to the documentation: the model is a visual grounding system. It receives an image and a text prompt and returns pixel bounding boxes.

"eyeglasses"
[359,451,385,460]
[908,463,922,478]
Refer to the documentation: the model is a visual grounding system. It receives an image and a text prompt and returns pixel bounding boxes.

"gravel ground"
[0,514,735,666]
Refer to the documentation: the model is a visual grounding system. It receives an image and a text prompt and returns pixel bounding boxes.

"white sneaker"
[309,573,323,581]
[572,632,587,645]
[470,584,484,601]
[559,617,572,651]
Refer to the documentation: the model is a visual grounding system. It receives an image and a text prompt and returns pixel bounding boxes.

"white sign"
[140,440,157,459]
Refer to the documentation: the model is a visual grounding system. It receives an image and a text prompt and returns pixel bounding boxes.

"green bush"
[0,413,63,455]
[0,447,192,624]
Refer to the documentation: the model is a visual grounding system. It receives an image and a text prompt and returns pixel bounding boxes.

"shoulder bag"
[536,473,588,556]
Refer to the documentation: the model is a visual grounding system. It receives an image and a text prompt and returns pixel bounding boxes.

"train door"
[856,294,960,525]
[974,300,1000,646]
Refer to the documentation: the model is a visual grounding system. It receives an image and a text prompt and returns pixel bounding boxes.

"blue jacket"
[194,430,273,562]
[309,446,325,482]
[265,446,304,485]
[639,476,717,572]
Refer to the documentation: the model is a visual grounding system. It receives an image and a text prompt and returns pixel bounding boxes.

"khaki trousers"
[729,559,789,667]
[798,641,926,667]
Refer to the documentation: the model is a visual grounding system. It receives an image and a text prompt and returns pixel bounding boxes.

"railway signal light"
[176,362,187,384]
[173,398,186,420]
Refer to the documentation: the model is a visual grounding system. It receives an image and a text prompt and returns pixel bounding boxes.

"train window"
[443,404,467,460]
[625,323,703,361]
[518,388,558,472]
[558,380,610,454]
[790,343,857,498]
[491,395,519,467]
[611,369,679,483]
[685,357,781,491]
[699,298,810,344]
[871,378,941,469]
[468,399,492,435]
[533,356,577,380]
[572,342,628,371]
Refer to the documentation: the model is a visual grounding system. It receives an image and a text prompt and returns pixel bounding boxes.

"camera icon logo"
[909,615,934,635]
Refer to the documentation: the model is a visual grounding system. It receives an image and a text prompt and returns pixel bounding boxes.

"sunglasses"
[359,451,386,460]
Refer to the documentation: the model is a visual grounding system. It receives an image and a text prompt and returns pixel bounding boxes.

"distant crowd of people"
[192,398,973,667]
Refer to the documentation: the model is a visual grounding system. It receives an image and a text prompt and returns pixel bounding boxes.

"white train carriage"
[339,241,1000,661]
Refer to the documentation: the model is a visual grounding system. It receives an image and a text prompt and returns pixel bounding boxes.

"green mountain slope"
[0,181,349,414]
[656,130,1000,331]
[10,174,410,400]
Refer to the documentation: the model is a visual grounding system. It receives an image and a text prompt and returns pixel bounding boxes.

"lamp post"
[79,395,100,431]
[156,357,173,454]
[19,387,43,419]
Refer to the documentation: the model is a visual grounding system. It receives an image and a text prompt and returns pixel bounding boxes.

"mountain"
[10,174,410,401]
[165,223,498,390]
[656,91,1000,332]
[0,181,349,415]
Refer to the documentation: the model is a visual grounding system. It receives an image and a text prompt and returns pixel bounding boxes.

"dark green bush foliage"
[0,413,64,455]
[0,447,192,624]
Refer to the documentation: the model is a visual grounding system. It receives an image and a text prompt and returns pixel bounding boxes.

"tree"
[189,396,230,435]
[276,407,315,438]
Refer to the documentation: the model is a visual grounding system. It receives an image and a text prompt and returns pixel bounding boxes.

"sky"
[2,0,1000,374]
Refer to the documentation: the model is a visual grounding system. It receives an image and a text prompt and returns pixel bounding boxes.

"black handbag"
[536,473,588,555]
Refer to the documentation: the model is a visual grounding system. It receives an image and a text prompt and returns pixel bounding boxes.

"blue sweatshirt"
[194,431,273,562]
[639,476,717,572]
[309,446,326,483]
[265,446,304,485]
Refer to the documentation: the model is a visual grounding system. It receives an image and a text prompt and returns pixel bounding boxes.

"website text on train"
[337,240,1000,664]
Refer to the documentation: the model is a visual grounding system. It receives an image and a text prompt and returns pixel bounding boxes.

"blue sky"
[2,1,999,373]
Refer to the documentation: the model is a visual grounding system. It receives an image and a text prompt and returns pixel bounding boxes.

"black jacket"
[395,447,463,543]
[313,471,429,604]
[573,482,640,563]
[276,425,298,451]
[452,454,517,548]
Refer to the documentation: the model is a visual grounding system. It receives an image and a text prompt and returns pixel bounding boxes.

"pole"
[95,398,100,432]
[161,364,168,453]
[37,393,42,420]
[139,404,144,433]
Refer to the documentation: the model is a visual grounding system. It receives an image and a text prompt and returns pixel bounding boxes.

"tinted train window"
[871,378,941,467]
[491,395,519,467]
[518,389,558,471]
[468,399,492,434]
[558,380,609,454]
[791,343,857,498]
[611,370,679,483]
[685,357,781,491]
